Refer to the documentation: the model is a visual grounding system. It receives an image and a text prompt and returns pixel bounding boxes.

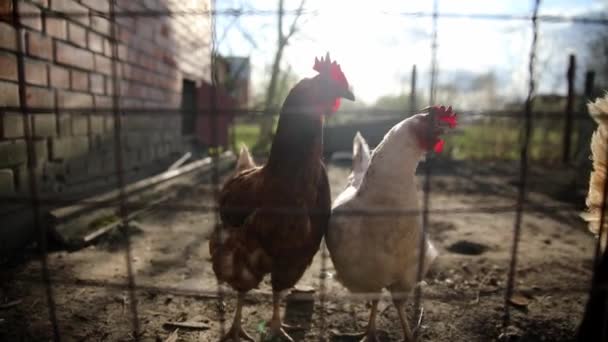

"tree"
[254,0,307,153]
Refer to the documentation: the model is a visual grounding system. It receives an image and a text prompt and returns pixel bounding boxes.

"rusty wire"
[207,0,228,337]
[109,0,141,338]
[11,8,608,26]
[2,0,607,341]
[12,1,60,340]
[502,0,541,331]
[413,0,439,339]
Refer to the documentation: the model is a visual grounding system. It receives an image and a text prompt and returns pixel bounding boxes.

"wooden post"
[563,54,575,164]
[585,70,596,99]
[573,70,596,166]
[410,64,417,114]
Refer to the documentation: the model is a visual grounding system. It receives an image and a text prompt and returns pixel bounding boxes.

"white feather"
[326,115,438,295]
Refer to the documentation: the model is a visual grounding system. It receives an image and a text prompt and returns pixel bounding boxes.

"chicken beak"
[342,88,355,101]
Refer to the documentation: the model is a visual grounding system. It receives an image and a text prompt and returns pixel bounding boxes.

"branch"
[283,0,306,43]
[278,0,284,41]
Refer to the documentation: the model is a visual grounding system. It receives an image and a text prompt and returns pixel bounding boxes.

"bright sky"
[215,0,607,105]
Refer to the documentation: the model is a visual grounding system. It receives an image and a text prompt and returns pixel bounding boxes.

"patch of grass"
[231,122,261,151]
[447,118,565,162]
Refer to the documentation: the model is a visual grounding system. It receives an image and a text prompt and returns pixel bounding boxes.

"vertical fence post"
[410,64,417,114]
[12,1,60,339]
[503,0,540,331]
[572,71,596,168]
[563,54,576,164]
[109,0,140,338]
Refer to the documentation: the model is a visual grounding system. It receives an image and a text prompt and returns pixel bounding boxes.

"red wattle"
[434,139,445,153]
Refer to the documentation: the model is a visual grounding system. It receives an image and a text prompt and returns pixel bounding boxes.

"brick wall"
[0,0,212,258]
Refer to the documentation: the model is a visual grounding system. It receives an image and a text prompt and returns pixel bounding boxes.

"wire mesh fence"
[1,0,607,340]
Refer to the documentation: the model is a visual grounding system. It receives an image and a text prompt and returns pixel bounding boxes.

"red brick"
[45,17,67,39]
[19,2,42,30]
[94,54,112,75]
[0,81,19,107]
[0,0,12,23]
[25,60,48,86]
[70,70,88,91]
[67,22,86,48]
[81,0,109,13]
[116,15,135,31]
[26,31,52,60]
[103,37,112,57]
[105,75,114,95]
[0,22,16,50]
[117,44,127,61]
[57,90,92,109]
[90,73,104,94]
[90,15,110,35]
[88,31,103,53]
[50,0,89,26]
[0,53,17,81]
[94,94,111,109]
[26,86,54,108]
[55,41,93,69]
[49,65,69,89]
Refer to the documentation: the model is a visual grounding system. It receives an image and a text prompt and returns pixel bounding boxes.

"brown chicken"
[209,53,354,342]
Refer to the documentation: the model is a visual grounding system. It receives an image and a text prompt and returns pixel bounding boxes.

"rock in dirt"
[508,293,532,309]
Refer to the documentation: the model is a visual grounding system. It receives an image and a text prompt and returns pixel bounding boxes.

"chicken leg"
[393,299,415,342]
[266,291,295,342]
[219,292,255,342]
[331,299,384,342]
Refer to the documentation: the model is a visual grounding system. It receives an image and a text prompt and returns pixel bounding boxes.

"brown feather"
[209,75,333,293]
[582,93,608,252]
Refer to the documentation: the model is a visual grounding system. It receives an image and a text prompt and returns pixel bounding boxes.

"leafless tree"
[254,0,307,152]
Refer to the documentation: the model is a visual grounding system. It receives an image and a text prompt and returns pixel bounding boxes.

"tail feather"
[235,144,256,173]
[348,132,371,189]
[583,93,608,251]
[353,131,371,173]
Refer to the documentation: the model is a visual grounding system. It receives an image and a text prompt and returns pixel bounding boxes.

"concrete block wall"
[0,0,212,258]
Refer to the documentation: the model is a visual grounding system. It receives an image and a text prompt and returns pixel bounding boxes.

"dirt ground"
[0,159,597,341]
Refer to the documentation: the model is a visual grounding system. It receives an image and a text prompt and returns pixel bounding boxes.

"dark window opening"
[181,79,197,135]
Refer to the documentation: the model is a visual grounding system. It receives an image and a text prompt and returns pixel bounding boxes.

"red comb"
[432,105,457,128]
[431,105,457,153]
[313,52,348,87]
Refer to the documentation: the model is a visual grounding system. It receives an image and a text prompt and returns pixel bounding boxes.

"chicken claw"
[411,307,424,338]
[331,300,385,341]
[219,325,256,342]
[265,325,295,342]
[331,329,386,342]
[219,292,254,342]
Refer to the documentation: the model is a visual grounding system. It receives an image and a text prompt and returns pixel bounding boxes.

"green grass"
[447,118,566,162]
[231,117,570,163]
[231,122,261,151]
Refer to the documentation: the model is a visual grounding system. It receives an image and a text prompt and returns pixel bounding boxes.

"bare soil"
[0,160,596,341]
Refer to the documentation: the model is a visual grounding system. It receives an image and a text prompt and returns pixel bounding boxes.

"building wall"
[0,0,211,258]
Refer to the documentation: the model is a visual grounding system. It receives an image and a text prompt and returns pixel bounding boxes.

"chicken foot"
[331,299,385,342]
[264,291,295,342]
[220,292,255,342]
[393,299,420,342]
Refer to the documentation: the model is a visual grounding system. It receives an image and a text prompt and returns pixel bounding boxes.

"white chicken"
[326,106,457,341]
